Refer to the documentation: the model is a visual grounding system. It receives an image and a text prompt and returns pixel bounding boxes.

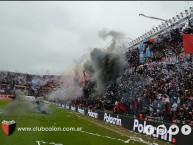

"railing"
[128,7,193,50]
[61,103,193,127]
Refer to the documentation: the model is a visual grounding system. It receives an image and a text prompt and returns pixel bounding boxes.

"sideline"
[66,109,159,145]
[80,130,158,145]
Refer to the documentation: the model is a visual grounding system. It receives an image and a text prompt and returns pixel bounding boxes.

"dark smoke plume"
[83,30,127,95]
[4,90,51,115]
[45,30,127,102]
[99,30,125,41]
[4,90,34,115]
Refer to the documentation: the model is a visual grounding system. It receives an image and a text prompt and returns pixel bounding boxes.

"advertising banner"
[64,105,193,145]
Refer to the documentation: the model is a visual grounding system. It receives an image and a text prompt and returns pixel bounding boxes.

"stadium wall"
[61,104,193,145]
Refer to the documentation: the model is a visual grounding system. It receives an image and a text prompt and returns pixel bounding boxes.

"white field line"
[68,110,159,145]
[80,130,159,145]
[80,130,126,142]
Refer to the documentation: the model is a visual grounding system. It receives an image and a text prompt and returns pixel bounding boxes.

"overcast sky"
[0,1,193,75]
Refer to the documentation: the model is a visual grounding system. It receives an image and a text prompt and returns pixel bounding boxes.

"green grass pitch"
[0,101,172,145]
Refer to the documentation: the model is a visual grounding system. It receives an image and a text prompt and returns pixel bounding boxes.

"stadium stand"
[0,71,60,99]
[71,9,193,127]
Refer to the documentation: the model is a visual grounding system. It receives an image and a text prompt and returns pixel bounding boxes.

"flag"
[139,38,148,63]
[144,38,154,44]
[118,103,126,112]
[79,70,90,87]
[182,34,193,54]
[139,38,152,62]
[83,70,89,81]
[49,80,54,88]
[143,38,153,58]
[139,53,145,63]
[145,47,151,57]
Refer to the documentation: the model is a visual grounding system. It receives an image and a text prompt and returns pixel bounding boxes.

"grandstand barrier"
[62,104,193,145]
[0,94,15,100]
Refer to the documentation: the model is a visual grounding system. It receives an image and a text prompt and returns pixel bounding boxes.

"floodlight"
[180,12,184,18]
[165,21,169,26]
[185,10,189,15]
[161,22,166,28]
[168,19,173,24]
[172,17,176,22]
[143,34,146,38]
[176,15,180,20]
[190,7,193,13]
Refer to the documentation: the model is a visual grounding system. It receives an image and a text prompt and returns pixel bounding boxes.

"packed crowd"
[1,18,193,127]
[118,55,193,125]
[0,71,60,97]
[119,19,193,126]
[70,19,193,126]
